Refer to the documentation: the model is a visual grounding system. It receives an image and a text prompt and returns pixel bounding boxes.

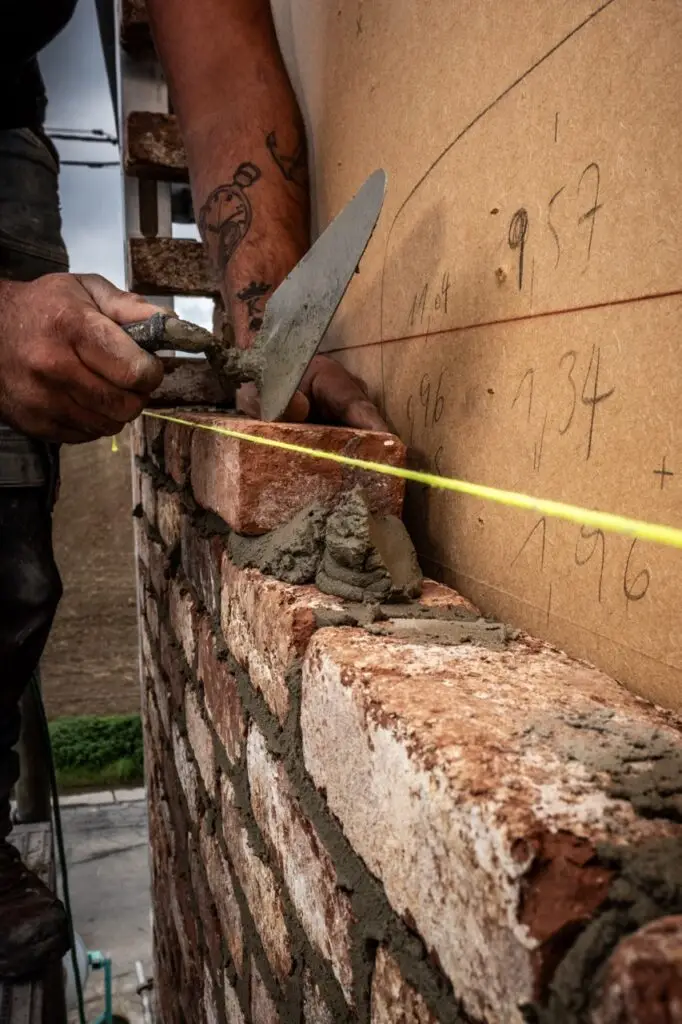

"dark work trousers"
[0,128,68,839]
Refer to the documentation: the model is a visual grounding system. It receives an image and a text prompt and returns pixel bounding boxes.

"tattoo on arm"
[266,130,308,188]
[198,162,262,275]
[236,280,272,333]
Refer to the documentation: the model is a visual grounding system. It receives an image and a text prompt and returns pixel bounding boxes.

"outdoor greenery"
[49,713,144,791]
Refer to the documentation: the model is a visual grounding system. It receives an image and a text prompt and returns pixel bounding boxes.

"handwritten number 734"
[517,345,615,461]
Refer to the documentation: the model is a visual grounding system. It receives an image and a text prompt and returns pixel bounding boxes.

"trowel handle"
[122,312,172,354]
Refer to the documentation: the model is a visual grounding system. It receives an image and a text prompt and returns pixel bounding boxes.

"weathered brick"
[199,820,244,974]
[120,0,152,53]
[189,834,222,974]
[169,577,198,669]
[134,515,149,568]
[181,519,224,619]
[150,360,227,408]
[169,860,199,977]
[130,237,218,297]
[222,558,344,723]
[185,685,215,797]
[302,971,334,1024]
[164,419,193,487]
[198,615,245,764]
[251,959,280,1024]
[185,412,406,534]
[125,111,188,181]
[143,413,164,467]
[301,627,682,1023]
[147,534,168,600]
[160,623,185,714]
[203,962,220,1024]
[221,774,292,981]
[173,722,200,822]
[140,471,156,526]
[224,972,245,1024]
[371,949,440,1024]
[157,489,183,549]
[130,418,146,460]
[248,726,354,1001]
[592,916,682,1024]
[144,584,159,642]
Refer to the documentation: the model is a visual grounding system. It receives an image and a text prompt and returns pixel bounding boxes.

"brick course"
[137,411,682,1024]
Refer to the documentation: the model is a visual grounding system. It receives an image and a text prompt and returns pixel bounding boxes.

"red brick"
[203,962,220,1024]
[302,971,334,1024]
[248,726,354,1001]
[144,584,159,641]
[224,971,245,1024]
[185,685,215,797]
[305,988,335,1024]
[371,949,440,1023]
[134,517,149,571]
[198,615,245,764]
[181,519,224,618]
[169,865,199,977]
[251,959,280,1024]
[169,577,198,669]
[220,774,292,981]
[157,489,183,549]
[221,558,344,723]
[143,413,165,466]
[150,359,226,407]
[130,418,146,460]
[160,623,185,715]
[592,916,682,1024]
[199,820,244,974]
[172,722,200,822]
[189,834,222,974]
[164,419,193,486]
[301,627,682,1023]
[185,412,406,534]
[147,535,168,600]
[140,472,156,526]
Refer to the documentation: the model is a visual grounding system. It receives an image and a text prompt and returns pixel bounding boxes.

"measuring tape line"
[142,410,682,552]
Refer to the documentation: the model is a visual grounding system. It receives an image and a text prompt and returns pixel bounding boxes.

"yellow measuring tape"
[142,410,682,552]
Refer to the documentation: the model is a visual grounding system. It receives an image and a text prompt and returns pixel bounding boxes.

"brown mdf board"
[272,0,682,709]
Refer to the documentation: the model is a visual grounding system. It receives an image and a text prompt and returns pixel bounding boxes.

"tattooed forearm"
[236,280,271,333]
[266,130,308,188]
[197,161,261,274]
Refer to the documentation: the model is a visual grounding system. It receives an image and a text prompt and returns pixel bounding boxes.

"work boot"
[0,838,70,981]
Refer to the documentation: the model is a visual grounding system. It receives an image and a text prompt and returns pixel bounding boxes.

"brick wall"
[133,409,682,1024]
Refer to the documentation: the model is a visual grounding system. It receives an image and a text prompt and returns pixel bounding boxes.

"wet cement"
[527,708,682,822]
[228,503,327,585]
[316,488,423,603]
[229,486,424,603]
[365,617,512,649]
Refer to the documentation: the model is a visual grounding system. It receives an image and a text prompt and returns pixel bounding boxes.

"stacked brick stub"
[132,412,682,1024]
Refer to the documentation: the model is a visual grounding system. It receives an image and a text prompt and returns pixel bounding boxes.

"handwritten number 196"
[623,540,650,603]
[419,371,445,427]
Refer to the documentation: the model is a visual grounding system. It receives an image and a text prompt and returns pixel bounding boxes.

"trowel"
[123,168,387,421]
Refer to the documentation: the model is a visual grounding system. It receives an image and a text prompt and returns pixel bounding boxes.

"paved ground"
[41,429,142,720]
[61,790,152,1023]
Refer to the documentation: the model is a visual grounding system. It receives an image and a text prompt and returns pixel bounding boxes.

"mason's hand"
[236,354,388,432]
[0,273,165,444]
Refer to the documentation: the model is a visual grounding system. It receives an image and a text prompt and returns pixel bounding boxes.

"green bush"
[48,714,144,791]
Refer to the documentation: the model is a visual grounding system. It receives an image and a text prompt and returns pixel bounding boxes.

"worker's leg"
[0,128,70,980]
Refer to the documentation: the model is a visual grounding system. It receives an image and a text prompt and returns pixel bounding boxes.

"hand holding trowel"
[123,169,387,423]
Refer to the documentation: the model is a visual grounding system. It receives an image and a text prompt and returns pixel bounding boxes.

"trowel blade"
[257,168,387,422]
